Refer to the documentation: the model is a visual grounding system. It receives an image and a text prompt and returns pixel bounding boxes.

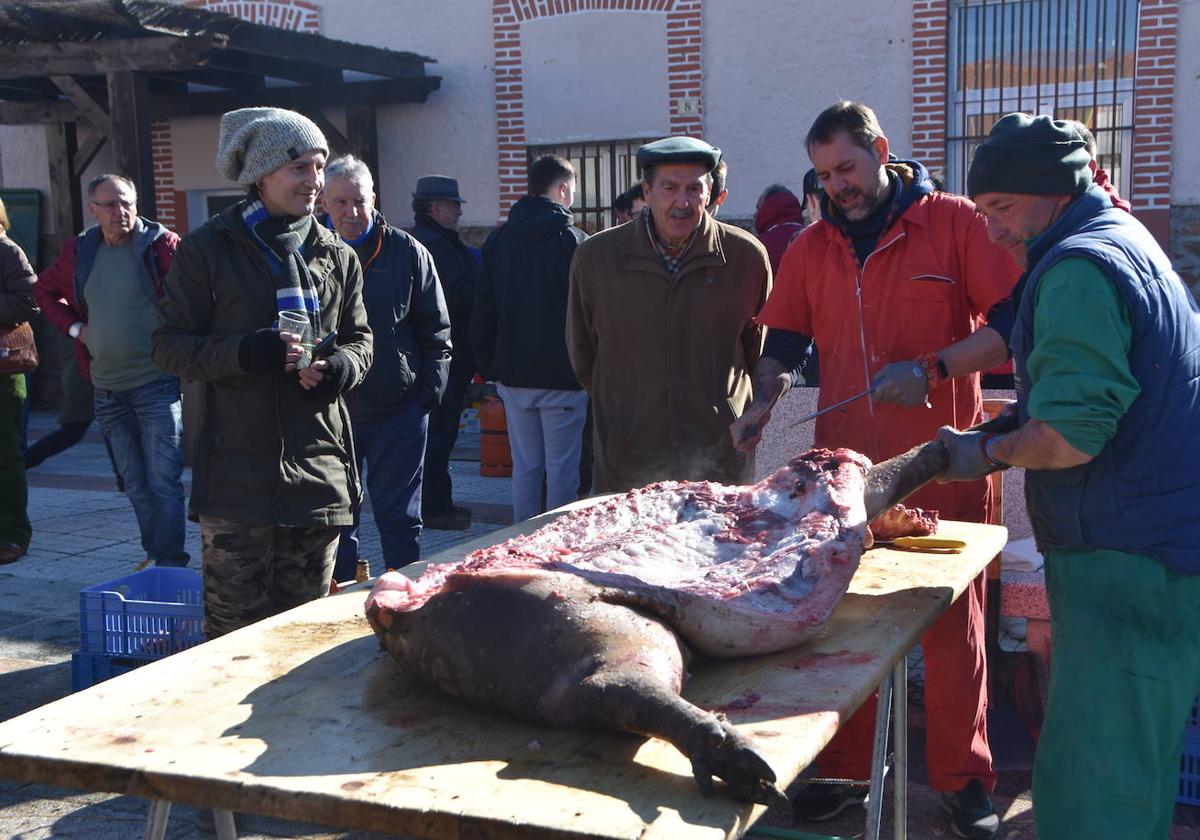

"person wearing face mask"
[730,101,1020,839]
[152,107,372,640]
[566,136,771,493]
[321,154,450,578]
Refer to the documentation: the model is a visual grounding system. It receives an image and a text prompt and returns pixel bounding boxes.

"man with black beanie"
[939,112,1200,839]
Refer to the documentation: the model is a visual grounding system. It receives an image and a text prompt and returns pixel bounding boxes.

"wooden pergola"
[0,0,441,249]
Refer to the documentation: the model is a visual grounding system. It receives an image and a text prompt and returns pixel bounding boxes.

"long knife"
[786,386,876,430]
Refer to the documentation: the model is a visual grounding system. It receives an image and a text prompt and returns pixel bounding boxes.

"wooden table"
[0,518,1006,840]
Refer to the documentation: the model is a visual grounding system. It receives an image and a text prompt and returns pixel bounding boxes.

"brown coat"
[567,212,771,493]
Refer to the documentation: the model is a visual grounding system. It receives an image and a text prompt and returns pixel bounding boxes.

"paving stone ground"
[2,398,1197,838]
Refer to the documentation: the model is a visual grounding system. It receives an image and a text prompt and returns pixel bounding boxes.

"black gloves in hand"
[304,351,354,398]
[935,425,1007,483]
[238,328,286,374]
[871,360,929,407]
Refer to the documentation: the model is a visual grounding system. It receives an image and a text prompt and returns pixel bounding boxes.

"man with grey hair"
[321,154,451,576]
[36,173,188,568]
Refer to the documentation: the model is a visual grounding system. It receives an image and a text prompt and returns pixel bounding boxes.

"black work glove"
[303,351,355,399]
[935,425,1006,483]
[238,328,286,374]
[871,360,929,407]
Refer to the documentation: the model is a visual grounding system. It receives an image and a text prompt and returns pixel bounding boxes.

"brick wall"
[910,0,948,175]
[492,0,704,218]
[1131,0,1179,248]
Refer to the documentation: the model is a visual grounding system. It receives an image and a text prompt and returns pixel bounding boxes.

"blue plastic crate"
[71,651,146,691]
[1180,734,1200,806]
[78,567,204,658]
[1189,695,1200,736]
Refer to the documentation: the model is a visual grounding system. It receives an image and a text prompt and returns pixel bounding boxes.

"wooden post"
[346,104,380,205]
[106,70,156,219]
[44,121,81,257]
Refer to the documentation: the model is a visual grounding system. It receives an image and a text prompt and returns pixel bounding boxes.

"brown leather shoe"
[0,543,25,565]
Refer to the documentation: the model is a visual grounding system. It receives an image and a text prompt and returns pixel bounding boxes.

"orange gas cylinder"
[479,395,513,478]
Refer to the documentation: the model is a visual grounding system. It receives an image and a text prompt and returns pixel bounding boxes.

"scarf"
[242,200,320,333]
[644,210,701,277]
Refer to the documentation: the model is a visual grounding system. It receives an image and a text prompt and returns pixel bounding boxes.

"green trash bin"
[0,188,42,267]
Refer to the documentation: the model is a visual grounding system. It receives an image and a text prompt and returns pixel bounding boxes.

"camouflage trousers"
[198,515,338,640]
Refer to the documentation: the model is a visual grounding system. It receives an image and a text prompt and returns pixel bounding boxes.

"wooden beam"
[0,34,227,80]
[151,76,441,119]
[49,75,112,136]
[0,100,78,125]
[346,103,379,201]
[106,71,156,220]
[73,128,107,180]
[305,111,347,154]
[220,27,429,79]
[204,51,337,86]
[45,122,81,255]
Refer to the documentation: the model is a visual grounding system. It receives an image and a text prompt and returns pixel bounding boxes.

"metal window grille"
[527,139,647,233]
[946,0,1138,196]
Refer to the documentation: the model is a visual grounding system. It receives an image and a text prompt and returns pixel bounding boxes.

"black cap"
[967,113,1092,199]
[413,175,466,203]
[636,136,722,173]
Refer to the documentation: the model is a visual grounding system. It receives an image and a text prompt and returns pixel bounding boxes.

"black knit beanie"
[967,113,1092,199]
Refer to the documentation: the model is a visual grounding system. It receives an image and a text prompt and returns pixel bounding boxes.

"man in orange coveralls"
[730,101,1019,840]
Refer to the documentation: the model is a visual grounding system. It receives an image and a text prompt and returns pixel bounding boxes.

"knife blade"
[787,386,875,430]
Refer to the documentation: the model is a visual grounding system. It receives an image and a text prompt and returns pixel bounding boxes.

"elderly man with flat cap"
[939,112,1200,839]
[153,107,372,640]
[407,175,478,530]
[566,136,771,492]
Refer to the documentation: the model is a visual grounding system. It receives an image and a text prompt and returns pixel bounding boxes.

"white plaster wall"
[0,125,52,232]
[171,115,225,190]
[704,0,914,221]
[1171,0,1200,204]
[320,0,498,228]
[521,11,669,144]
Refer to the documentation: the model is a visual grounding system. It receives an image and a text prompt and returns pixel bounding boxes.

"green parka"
[152,203,373,526]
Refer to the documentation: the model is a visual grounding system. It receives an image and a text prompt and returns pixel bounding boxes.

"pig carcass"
[366,443,947,805]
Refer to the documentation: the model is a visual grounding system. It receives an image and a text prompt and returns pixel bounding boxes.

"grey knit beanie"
[216,107,329,186]
[968,113,1092,199]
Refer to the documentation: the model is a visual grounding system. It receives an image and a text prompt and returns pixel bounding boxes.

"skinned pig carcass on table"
[365,442,948,806]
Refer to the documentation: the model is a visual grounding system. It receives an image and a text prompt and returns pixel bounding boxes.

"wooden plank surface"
[0,517,1006,840]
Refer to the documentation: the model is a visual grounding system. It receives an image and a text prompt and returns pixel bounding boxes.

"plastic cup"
[277,310,314,369]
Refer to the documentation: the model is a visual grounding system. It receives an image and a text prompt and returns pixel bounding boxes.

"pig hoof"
[687,720,789,807]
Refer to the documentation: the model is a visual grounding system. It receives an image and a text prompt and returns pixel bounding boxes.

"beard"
[835,176,889,222]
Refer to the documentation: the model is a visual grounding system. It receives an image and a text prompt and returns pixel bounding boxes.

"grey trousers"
[198,515,338,639]
[496,384,589,522]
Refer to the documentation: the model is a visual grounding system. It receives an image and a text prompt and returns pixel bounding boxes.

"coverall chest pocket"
[899,267,960,305]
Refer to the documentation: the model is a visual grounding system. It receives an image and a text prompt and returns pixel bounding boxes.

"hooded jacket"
[753,191,807,274]
[473,194,587,390]
[152,202,373,527]
[759,160,1018,523]
[35,218,177,382]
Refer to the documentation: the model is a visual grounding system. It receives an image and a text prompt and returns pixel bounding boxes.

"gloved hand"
[730,400,772,451]
[238,328,286,374]
[871,360,929,407]
[935,425,1006,483]
[300,351,354,399]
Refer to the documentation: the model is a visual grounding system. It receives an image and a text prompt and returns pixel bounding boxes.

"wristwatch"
[68,322,83,339]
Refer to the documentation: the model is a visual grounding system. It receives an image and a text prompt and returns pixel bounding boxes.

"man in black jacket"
[407,175,477,530]
[325,157,451,573]
[473,155,588,521]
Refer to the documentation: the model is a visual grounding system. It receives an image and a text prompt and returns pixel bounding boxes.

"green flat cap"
[636,136,722,172]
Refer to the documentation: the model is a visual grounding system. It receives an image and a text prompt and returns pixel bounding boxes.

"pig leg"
[566,667,789,807]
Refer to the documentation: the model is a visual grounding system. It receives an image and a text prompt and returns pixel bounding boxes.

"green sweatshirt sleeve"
[1026,257,1140,455]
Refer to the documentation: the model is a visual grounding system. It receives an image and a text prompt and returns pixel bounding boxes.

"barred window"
[527,139,646,233]
[947,0,1137,196]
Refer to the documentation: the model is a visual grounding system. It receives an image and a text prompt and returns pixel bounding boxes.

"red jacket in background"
[35,219,178,382]
[753,191,807,275]
[1093,166,1132,213]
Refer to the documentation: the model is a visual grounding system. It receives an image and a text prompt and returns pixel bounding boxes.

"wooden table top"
[0,517,1006,840]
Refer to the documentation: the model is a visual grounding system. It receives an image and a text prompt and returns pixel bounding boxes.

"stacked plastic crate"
[72,567,205,691]
[1180,698,1200,805]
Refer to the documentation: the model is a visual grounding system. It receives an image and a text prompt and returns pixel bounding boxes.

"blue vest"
[1010,187,1200,573]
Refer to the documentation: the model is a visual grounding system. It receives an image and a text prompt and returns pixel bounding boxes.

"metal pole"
[893,658,909,840]
[214,807,238,840]
[864,673,893,840]
[141,800,170,840]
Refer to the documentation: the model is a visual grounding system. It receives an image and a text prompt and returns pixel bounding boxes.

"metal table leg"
[864,670,893,840]
[893,658,907,840]
[214,807,239,839]
[142,800,170,840]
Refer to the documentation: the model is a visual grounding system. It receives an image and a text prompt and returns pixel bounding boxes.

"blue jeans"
[336,399,428,578]
[93,375,189,567]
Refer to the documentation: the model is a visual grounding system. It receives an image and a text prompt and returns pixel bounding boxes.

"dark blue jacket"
[332,212,451,418]
[1011,187,1200,573]
[472,195,587,390]
[408,213,478,374]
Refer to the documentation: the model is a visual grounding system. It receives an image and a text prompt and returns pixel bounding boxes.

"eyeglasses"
[90,199,135,211]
